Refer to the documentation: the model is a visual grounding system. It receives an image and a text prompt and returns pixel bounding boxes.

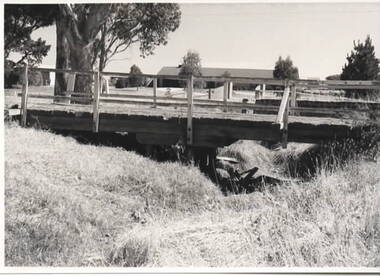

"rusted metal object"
[215,156,284,194]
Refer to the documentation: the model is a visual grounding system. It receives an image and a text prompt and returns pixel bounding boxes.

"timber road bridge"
[6,66,380,151]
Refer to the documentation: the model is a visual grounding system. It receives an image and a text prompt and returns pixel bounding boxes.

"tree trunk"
[99,26,107,93]
[98,25,107,72]
[55,4,111,102]
[70,44,93,95]
[54,19,70,97]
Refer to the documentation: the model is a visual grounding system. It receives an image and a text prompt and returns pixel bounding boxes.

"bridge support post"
[262,83,266,97]
[223,81,228,112]
[102,78,110,95]
[153,78,157,108]
[187,75,194,145]
[92,71,100,133]
[290,84,297,116]
[228,81,233,99]
[277,82,290,149]
[21,62,29,127]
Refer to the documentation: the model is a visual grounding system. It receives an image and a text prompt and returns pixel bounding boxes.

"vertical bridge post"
[153,78,157,108]
[92,71,100,133]
[223,81,228,112]
[187,75,194,145]
[276,81,290,148]
[21,62,29,127]
[290,83,297,116]
[228,81,233,99]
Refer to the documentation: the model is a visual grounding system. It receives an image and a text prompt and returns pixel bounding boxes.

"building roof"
[157,66,274,79]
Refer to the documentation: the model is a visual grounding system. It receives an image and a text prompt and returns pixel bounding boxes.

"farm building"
[156,66,274,90]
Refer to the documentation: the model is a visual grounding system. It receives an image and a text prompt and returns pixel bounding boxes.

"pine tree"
[341,35,379,98]
[341,35,379,81]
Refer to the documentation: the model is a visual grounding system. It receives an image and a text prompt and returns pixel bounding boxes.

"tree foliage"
[128,65,145,88]
[4,4,56,64]
[326,74,341,80]
[341,36,379,98]
[179,50,202,77]
[273,56,299,80]
[5,4,181,95]
[179,50,203,88]
[4,60,20,88]
[222,71,231,78]
[341,35,379,81]
[93,3,181,71]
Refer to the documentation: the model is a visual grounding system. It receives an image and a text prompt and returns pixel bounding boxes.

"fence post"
[101,77,110,95]
[276,81,290,149]
[290,83,297,116]
[223,81,228,112]
[92,71,100,133]
[228,81,233,99]
[187,75,194,145]
[262,83,266,97]
[281,83,290,149]
[20,62,29,127]
[153,78,157,108]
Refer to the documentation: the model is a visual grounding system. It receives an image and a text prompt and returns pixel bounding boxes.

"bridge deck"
[7,67,378,148]
[23,99,364,147]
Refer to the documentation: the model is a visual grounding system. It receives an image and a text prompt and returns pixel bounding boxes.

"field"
[4,123,380,267]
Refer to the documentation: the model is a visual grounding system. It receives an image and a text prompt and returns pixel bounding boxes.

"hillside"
[4,124,380,267]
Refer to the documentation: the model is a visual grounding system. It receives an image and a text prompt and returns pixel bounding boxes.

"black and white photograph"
[2,0,380,271]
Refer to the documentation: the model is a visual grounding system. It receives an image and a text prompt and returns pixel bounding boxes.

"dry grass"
[4,123,380,267]
[113,159,380,267]
[4,123,221,266]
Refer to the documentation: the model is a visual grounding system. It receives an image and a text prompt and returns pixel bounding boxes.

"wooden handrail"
[28,67,380,90]
[29,67,95,76]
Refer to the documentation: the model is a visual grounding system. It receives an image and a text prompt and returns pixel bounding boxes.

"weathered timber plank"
[257,99,380,109]
[21,64,29,127]
[153,78,157,107]
[31,67,94,75]
[93,71,100,132]
[27,114,92,131]
[99,118,185,135]
[277,86,290,130]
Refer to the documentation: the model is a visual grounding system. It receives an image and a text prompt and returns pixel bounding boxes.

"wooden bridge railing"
[18,66,380,148]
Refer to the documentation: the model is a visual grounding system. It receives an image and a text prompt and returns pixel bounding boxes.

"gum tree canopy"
[55,3,181,96]
[4,4,56,65]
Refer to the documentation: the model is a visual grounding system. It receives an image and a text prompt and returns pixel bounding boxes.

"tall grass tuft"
[108,226,158,267]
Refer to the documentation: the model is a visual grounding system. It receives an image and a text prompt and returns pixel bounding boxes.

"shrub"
[115,78,128,88]
[4,60,20,88]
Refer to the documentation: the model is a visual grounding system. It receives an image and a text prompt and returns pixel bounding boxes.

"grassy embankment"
[5,123,380,267]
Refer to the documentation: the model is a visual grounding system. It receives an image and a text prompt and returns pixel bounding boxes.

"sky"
[22,2,380,80]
